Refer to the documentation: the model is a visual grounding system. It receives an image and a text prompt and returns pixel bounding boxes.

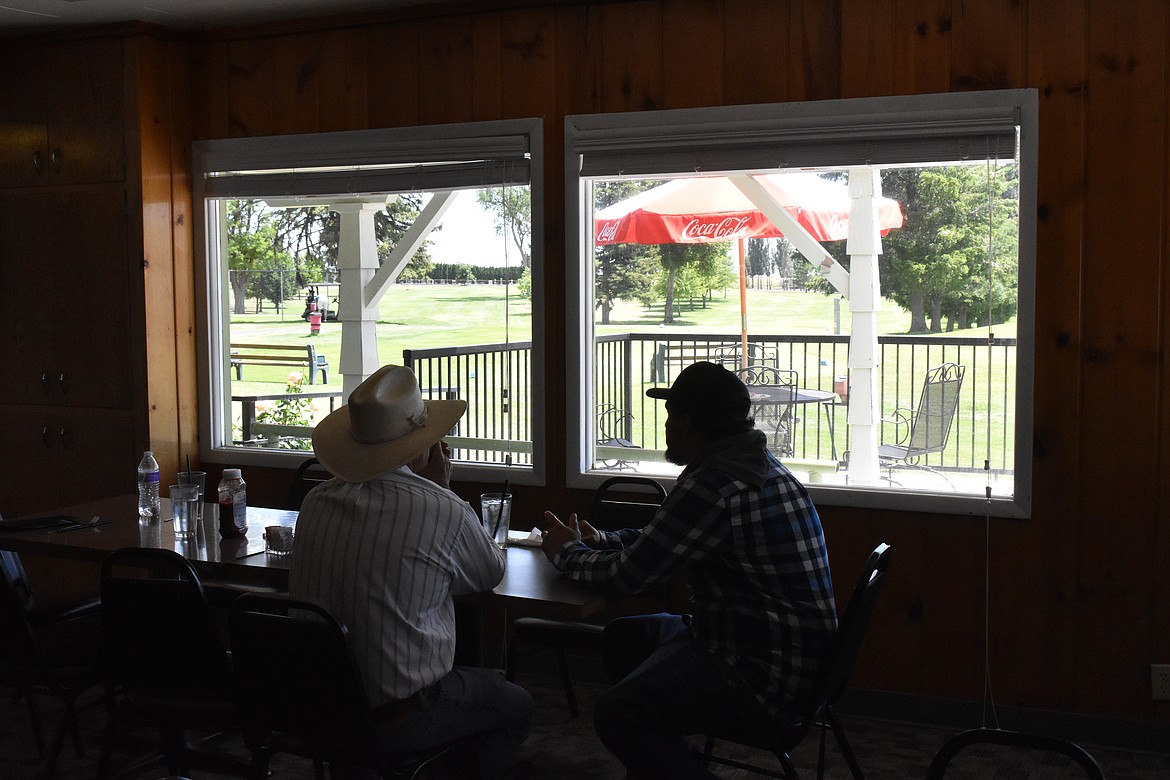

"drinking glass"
[480,493,512,550]
[176,470,206,526]
[169,484,200,539]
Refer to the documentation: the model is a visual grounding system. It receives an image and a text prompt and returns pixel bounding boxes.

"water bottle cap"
[224,468,242,479]
[144,450,153,456]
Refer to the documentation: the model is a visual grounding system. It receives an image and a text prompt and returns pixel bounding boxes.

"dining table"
[0,493,607,620]
[745,385,839,460]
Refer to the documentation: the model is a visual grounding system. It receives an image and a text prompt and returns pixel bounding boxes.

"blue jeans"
[371,666,534,780]
[594,613,770,779]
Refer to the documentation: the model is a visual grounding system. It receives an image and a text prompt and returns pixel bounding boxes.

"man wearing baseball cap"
[290,365,533,778]
[538,361,837,779]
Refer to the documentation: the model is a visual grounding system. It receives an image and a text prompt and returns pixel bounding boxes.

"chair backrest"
[797,543,892,725]
[100,548,233,695]
[736,365,797,388]
[0,549,33,609]
[0,551,42,670]
[229,593,377,762]
[589,476,667,532]
[285,457,330,509]
[714,344,779,370]
[596,404,635,447]
[905,363,965,458]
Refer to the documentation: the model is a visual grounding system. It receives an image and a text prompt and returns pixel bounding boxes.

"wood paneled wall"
[188,0,1170,723]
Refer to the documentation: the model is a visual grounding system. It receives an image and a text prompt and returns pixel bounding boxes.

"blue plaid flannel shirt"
[553,442,837,719]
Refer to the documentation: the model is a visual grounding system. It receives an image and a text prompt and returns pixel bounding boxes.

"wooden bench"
[230,343,329,384]
[650,342,779,382]
[650,344,723,382]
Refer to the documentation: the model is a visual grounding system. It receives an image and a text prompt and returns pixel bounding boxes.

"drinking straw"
[490,468,512,540]
[186,454,192,477]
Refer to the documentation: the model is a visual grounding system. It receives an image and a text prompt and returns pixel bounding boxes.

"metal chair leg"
[552,645,580,718]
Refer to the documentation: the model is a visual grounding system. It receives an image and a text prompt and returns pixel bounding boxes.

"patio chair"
[595,403,639,470]
[879,362,965,489]
[713,343,778,371]
[736,365,799,456]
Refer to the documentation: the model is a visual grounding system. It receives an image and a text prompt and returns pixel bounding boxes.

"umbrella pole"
[738,238,748,370]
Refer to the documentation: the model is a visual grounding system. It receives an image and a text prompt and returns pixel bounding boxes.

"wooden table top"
[0,494,605,618]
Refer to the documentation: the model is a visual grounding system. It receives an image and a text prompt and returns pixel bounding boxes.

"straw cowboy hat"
[313,365,467,483]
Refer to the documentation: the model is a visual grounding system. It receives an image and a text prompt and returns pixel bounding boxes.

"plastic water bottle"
[137,450,161,523]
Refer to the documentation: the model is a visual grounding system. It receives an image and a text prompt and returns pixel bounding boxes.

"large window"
[565,91,1036,517]
[193,120,544,485]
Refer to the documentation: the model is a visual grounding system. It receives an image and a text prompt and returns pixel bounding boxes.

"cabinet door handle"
[33,150,43,174]
[41,371,51,394]
[58,426,69,448]
[49,148,61,173]
[41,425,52,448]
[58,372,68,395]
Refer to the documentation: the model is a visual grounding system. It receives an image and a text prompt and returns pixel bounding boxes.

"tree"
[878,165,1019,333]
[227,201,295,314]
[593,180,661,324]
[654,242,730,322]
[745,238,774,278]
[477,187,531,268]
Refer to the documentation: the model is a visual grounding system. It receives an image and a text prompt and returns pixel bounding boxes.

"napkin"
[507,528,544,547]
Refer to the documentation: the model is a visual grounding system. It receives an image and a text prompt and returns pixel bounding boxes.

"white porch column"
[334,201,385,399]
[844,167,884,484]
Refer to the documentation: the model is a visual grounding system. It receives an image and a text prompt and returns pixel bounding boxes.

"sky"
[425,190,518,267]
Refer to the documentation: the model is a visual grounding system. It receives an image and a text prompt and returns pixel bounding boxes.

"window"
[565,91,1036,517]
[193,120,544,485]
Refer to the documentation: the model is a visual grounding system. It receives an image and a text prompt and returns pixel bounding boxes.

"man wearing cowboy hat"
[290,365,533,779]
[537,361,836,779]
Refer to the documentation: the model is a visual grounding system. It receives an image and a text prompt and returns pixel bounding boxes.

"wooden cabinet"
[0,189,134,408]
[0,34,153,517]
[0,39,126,187]
[0,407,137,516]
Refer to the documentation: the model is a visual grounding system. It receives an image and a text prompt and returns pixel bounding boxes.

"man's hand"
[535,511,581,563]
[408,440,452,489]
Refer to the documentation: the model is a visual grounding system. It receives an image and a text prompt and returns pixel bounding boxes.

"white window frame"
[192,119,546,486]
[564,91,1036,518]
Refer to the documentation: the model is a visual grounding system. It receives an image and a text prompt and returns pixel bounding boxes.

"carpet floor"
[5,670,1170,779]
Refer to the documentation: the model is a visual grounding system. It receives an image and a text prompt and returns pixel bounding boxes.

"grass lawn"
[230,283,1013,384]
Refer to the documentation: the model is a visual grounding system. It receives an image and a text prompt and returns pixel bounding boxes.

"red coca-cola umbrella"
[594,172,904,246]
[594,171,903,369]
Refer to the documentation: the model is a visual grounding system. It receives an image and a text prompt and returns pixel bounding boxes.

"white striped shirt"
[288,468,505,706]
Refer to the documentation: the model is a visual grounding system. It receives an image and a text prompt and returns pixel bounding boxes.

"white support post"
[334,201,386,398]
[844,167,884,484]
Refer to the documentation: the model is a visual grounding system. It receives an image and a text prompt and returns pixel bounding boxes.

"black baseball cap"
[645,361,751,420]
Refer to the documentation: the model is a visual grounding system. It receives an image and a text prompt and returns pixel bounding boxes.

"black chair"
[0,550,103,779]
[229,592,471,779]
[97,548,242,779]
[879,362,965,488]
[506,476,667,718]
[284,456,331,509]
[926,726,1105,779]
[703,542,892,779]
[595,404,640,471]
[737,365,800,456]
